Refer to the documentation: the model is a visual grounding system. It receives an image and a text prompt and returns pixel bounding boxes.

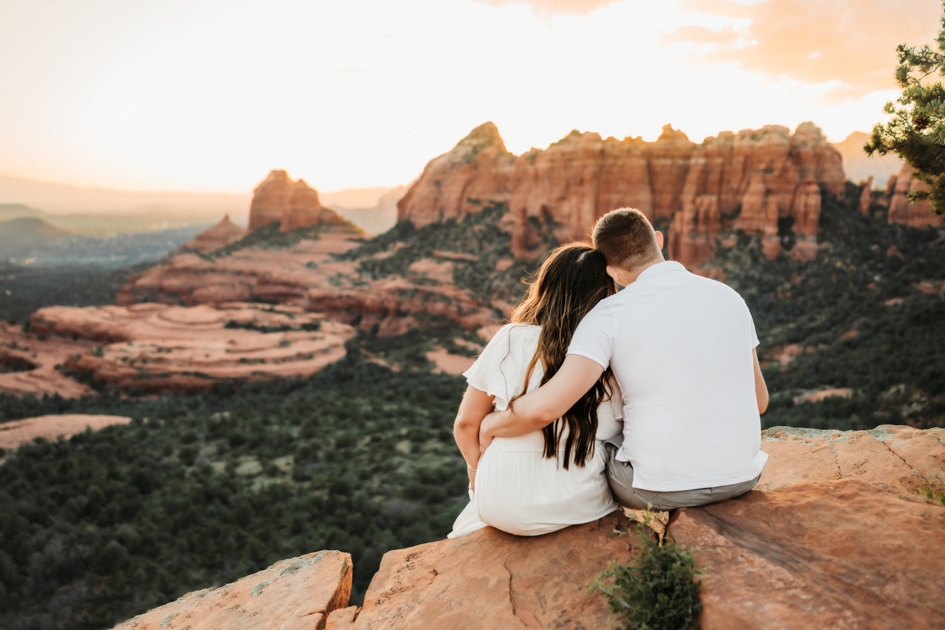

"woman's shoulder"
[486,323,540,345]
[475,323,540,369]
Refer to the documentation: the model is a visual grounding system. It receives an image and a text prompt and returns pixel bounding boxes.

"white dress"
[449,323,623,538]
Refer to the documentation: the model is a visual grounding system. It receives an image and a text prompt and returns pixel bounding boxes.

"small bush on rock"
[590,522,702,630]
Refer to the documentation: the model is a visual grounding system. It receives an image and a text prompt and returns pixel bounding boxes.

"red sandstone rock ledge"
[114,424,945,630]
[0,415,131,452]
[110,551,352,630]
[0,303,356,396]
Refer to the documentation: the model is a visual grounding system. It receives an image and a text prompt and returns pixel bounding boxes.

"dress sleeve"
[462,324,521,411]
[566,300,615,369]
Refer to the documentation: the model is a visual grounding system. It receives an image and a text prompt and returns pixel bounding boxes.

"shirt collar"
[636,260,687,282]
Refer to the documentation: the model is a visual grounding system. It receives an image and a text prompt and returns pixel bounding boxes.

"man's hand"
[479,409,509,454]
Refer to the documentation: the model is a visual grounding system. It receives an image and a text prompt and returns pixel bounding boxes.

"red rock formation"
[668,193,721,269]
[859,176,874,214]
[887,164,944,228]
[0,415,131,451]
[395,122,515,228]
[792,177,822,237]
[25,303,356,394]
[178,215,248,253]
[399,122,846,268]
[249,170,349,232]
[110,551,352,630]
[339,512,632,629]
[672,479,944,630]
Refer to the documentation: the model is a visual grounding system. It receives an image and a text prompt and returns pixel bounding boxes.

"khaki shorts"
[603,442,761,511]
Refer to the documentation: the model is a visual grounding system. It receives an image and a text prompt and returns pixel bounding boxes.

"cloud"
[665,0,941,99]
[480,0,621,16]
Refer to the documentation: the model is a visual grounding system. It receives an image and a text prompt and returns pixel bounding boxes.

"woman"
[449,242,623,538]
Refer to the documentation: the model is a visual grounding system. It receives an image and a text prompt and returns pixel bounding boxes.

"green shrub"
[590,522,703,630]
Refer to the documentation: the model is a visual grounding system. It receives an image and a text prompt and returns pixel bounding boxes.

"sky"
[0,0,939,193]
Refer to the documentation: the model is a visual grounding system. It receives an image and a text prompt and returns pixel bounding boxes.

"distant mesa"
[249,170,350,232]
[177,214,248,254]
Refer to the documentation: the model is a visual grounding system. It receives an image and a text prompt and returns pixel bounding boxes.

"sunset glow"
[0,0,937,193]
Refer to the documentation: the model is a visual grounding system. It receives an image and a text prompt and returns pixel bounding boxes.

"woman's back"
[450,323,622,537]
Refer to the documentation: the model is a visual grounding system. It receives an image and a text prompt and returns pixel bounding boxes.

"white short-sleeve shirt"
[568,261,768,491]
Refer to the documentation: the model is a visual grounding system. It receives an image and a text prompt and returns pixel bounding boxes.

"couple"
[450,208,769,538]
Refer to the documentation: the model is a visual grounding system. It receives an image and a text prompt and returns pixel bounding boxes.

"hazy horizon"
[0,0,934,194]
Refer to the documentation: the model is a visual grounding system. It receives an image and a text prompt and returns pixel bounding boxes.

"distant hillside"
[0,221,206,267]
[332,185,408,235]
[0,172,250,224]
[0,217,69,247]
[319,186,398,210]
[0,203,44,221]
[833,131,903,188]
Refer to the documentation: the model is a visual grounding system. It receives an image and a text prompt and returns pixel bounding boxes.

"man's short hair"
[592,208,662,270]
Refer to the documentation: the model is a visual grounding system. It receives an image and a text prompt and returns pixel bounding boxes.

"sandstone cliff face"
[399,122,846,268]
[178,215,248,254]
[116,424,945,630]
[395,122,515,228]
[887,163,945,228]
[249,170,349,232]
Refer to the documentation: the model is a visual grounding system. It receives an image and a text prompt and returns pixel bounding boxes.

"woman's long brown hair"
[509,242,615,469]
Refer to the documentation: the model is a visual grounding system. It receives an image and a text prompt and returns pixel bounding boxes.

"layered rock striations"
[399,122,846,267]
[12,303,356,394]
[249,170,349,232]
[887,163,945,228]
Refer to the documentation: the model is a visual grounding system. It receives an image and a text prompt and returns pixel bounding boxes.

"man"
[480,208,769,510]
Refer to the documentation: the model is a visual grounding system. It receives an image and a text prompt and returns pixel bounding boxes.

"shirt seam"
[637,261,687,282]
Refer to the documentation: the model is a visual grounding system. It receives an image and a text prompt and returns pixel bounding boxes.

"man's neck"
[616,256,665,287]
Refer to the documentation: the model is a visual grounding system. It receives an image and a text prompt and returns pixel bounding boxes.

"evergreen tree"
[867,2,945,215]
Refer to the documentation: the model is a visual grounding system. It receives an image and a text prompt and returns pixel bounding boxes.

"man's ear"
[605,265,621,281]
[654,230,664,250]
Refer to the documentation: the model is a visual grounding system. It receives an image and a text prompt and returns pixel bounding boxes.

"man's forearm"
[482,392,557,440]
[480,355,606,444]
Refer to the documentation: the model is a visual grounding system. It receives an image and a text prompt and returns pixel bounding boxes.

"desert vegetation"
[0,351,468,629]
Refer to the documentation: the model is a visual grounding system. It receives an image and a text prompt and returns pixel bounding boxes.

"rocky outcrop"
[110,551,352,630]
[0,321,96,398]
[399,122,846,267]
[859,176,874,214]
[672,479,944,630]
[177,215,247,253]
[395,122,516,229]
[0,415,131,452]
[22,303,355,394]
[249,170,349,232]
[116,424,945,629]
[333,512,631,629]
[887,164,944,228]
